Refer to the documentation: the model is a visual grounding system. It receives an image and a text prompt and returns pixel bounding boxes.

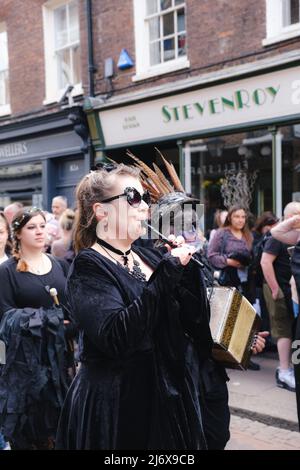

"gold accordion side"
[208,287,261,370]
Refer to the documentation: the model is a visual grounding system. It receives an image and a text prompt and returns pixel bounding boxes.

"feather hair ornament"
[126,148,201,234]
[126,148,186,200]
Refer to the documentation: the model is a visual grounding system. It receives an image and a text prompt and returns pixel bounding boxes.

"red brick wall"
[2,0,45,115]
[0,0,87,118]
[1,0,299,119]
[91,0,300,96]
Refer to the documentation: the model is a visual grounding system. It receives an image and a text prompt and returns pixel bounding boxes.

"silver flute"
[143,222,204,268]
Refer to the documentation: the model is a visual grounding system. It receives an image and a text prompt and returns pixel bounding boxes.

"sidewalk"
[226,351,299,431]
[226,415,300,450]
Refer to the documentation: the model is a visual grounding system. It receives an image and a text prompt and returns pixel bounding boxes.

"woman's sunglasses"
[101,187,151,208]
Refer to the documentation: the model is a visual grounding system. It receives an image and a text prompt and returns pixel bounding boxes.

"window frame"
[263,0,300,46]
[133,0,189,82]
[0,24,11,116]
[42,0,83,105]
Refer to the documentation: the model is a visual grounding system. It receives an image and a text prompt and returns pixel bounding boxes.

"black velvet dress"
[55,247,230,450]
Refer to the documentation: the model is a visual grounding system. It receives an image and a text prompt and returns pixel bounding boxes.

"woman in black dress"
[56,163,266,450]
[0,208,73,449]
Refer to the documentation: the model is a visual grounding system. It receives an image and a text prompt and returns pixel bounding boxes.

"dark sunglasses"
[101,187,151,208]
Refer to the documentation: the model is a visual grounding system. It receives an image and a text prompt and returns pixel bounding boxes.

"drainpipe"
[85,0,96,167]
[86,0,95,97]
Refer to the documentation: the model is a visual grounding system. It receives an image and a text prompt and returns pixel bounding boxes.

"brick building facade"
[0,0,300,224]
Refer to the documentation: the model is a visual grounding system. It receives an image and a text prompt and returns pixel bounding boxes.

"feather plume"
[152,163,174,192]
[126,150,167,195]
[154,147,185,192]
[126,148,186,202]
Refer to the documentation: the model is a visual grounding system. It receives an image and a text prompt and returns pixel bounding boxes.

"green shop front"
[85,60,300,233]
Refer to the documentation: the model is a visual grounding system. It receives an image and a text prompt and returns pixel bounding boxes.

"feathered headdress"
[126,147,185,199]
[126,148,200,231]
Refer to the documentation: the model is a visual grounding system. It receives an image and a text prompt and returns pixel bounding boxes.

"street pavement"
[224,351,300,450]
[226,415,300,450]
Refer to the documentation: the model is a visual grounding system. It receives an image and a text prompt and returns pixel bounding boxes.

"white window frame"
[263,0,300,46]
[42,0,83,105]
[0,24,11,116]
[133,0,189,82]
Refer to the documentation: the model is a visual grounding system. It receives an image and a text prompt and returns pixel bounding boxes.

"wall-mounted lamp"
[237,145,247,156]
[206,137,224,158]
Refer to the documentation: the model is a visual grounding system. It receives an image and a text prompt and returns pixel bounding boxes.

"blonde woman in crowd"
[51,209,76,259]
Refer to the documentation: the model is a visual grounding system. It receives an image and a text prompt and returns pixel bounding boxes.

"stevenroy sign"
[99,66,300,147]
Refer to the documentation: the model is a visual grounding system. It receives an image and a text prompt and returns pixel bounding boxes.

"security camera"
[58,84,75,105]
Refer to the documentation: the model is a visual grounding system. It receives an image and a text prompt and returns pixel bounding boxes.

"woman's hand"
[251,331,269,354]
[171,245,195,266]
[165,234,195,266]
[227,258,242,268]
[166,234,186,249]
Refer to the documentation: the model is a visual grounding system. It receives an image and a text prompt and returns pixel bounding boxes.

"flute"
[143,222,204,268]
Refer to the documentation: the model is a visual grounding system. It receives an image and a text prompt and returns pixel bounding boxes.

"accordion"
[208,287,261,370]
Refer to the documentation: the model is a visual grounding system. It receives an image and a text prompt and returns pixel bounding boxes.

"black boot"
[248,360,260,371]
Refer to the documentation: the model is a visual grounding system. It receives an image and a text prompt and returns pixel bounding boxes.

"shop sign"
[0,131,82,163]
[0,141,28,159]
[192,159,249,176]
[99,66,300,146]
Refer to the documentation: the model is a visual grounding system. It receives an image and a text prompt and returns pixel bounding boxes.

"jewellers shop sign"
[99,66,300,146]
[0,142,28,159]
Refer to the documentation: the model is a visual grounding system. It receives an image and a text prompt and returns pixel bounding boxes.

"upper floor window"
[133,0,189,81]
[283,0,300,26]
[54,1,80,89]
[264,0,300,46]
[146,0,186,65]
[0,26,10,115]
[43,0,82,104]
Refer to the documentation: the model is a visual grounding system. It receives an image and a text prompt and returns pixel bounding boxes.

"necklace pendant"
[123,255,129,265]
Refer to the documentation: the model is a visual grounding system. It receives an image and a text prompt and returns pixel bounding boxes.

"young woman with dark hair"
[0,208,74,449]
[208,205,253,293]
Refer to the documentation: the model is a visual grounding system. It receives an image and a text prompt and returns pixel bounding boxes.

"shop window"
[263,0,300,46]
[43,0,82,104]
[133,0,189,81]
[0,26,11,116]
[184,130,273,234]
[281,124,300,208]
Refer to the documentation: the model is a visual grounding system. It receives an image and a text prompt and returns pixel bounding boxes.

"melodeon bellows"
[208,287,261,370]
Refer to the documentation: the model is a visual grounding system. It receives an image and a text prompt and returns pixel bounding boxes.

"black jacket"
[0,306,70,446]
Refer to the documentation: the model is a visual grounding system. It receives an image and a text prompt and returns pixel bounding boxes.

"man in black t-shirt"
[261,220,295,392]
